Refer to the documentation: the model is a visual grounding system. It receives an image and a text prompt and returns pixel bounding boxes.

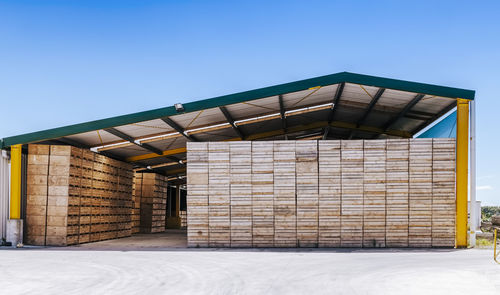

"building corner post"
[456,99,469,248]
[7,144,23,246]
[469,99,477,247]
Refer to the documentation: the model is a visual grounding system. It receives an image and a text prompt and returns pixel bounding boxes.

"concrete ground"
[0,232,499,295]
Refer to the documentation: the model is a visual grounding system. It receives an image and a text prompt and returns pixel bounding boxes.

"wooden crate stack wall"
[131,175,141,234]
[133,172,168,233]
[230,142,252,247]
[431,138,456,247]
[340,140,364,247]
[296,141,318,247]
[26,144,133,246]
[363,140,386,247]
[208,142,231,247]
[273,141,297,247]
[186,139,456,248]
[409,138,433,247]
[385,139,409,247]
[186,142,209,247]
[318,141,341,247]
[251,142,274,247]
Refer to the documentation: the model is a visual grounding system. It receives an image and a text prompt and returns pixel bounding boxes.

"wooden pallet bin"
[131,175,141,234]
[133,172,168,233]
[230,142,252,247]
[273,141,297,247]
[296,141,318,247]
[363,140,386,247]
[340,140,364,247]
[208,142,231,247]
[26,145,50,245]
[385,139,409,247]
[251,141,274,247]
[318,141,341,247]
[409,138,433,247]
[26,144,133,246]
[185,139,456,248]
[186,142,209,247]
[431,138,456,247]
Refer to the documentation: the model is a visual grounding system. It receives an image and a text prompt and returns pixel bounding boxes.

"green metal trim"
[1,72,475,148]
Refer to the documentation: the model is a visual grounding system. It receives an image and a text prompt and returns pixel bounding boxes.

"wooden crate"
[186,142,209,247]
[251,142,274,247]
[318,141,341,247]
[385,139,409,247]
[363,140,386,247]
[26,145,50,246]
[431,138,455,247]
[185,139,456,248]
[409,139,433,247]
[296,141,318,247]
[26,144,133,246]
[133,172,167,233]
[273,141,297,247]
[340,140,364,247]
[230,142,252,247]
[208,142,230,247]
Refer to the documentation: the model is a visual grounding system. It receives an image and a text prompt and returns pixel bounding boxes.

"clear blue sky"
[1,0,499,205]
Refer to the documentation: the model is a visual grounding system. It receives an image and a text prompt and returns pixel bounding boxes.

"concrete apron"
[6,219,23,246]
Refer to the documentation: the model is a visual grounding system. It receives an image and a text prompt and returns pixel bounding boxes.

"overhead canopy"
[1,71,475,179]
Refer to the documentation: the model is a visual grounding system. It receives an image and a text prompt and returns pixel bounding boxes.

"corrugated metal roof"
[0,71,475,177]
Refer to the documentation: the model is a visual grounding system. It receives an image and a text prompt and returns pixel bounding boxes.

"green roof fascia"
[1,72,475,148]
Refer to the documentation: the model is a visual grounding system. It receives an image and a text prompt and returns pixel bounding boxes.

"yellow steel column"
[456,99,469,247]
[9,144,22,219]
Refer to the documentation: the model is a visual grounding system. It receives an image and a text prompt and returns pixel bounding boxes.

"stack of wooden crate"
[318,141,341,247]
[230,142,252,247]
[186,142,209,247]
[273,141,297,247]
[385,139,409,247]
[26,144,133,246]
[340,140,364,247]
[180,210,187,228]
[363,140,386,247]
[208,142,231,247]
[133,172,168,233]
[186,139,456,248]
[251,141,274,247]
[296,141,318,247]
[26,145,50,246]
[409,138,433,247]
[431,138,456,247]
[131,175,141,234]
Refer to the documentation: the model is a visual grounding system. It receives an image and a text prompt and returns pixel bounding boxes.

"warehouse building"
[0,72,476,248]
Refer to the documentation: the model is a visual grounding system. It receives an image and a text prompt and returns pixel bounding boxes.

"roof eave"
[1,71,475,148]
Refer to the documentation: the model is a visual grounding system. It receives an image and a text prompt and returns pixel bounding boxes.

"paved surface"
[1,246,499,295]
[71,230,188,250]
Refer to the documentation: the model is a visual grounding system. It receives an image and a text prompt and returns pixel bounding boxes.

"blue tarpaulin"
[417,111,457,138]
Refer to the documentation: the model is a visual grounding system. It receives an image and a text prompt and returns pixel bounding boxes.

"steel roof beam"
[127,120,412,162]
[410,101,457,135]
[348,88,385,139]
[219,106,245,139]
[382,93,425,132]
[161,117,197,141]
[324,83,345,139]
[56,136,168,173]
[278,95,288,138]
[104,128,163,155]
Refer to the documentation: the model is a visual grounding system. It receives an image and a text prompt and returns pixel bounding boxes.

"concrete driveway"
[0,247,498,295]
